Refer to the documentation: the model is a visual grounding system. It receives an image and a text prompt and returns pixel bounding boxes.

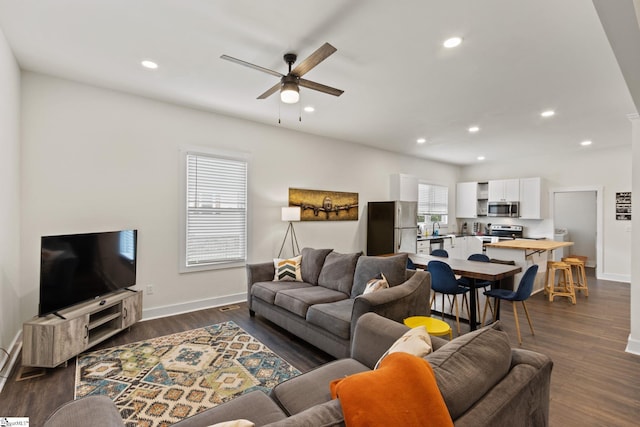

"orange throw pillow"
[330,352,453,427]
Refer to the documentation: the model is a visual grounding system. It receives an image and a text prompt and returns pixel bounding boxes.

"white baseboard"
[597,272,631,283]
[141,292,247,321]
[0,330,23,394]
[625,334,640,355]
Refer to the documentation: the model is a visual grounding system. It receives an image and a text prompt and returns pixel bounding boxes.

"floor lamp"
[278,207,301,258]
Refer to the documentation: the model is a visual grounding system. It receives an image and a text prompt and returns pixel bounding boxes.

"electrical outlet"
[146,284,154,295]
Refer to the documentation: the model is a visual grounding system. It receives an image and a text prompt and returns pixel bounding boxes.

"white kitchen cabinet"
[444,237,464,259]
[390,173,418,202]
[488,179,520,201]
[465,236,484,257]
[519,177,545,219]
[417,239,430,254]
[456,182,478,218]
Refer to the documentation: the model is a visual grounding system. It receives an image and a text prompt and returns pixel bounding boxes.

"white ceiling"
[0,0,637,165]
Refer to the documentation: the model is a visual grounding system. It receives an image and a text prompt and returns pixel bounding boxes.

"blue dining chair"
[459,253,494,320]
[428,260,470,335]
[431,249,448,257]
[482,264,539,345]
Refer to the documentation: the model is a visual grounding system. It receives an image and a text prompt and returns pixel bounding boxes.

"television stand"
[22,289,142,368]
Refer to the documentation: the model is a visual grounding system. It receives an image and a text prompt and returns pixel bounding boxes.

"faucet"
[432,222,440,236]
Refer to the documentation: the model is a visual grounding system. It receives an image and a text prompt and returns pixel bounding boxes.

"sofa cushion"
[273,256,302,281]
[317,251,362,294]
[251,281,312,305]
[351,253,408,297]
[270,358,369,416]
[425,322,512,420]
[274,287,348,318]
[330,352,453,427]
[306,298,355,340]
[300,248,333,285]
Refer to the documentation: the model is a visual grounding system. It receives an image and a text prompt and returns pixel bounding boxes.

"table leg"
[469,278,478,331]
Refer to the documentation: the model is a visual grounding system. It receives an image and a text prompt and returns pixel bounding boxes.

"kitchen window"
[180,149,248,272]
[418,182,448,226]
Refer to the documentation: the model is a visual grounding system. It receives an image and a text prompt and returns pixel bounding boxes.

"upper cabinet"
[519,177,545,219]
[488,179,520,201]
[456,177,546,219]
[390,173,418,202]
[456,182,478,218]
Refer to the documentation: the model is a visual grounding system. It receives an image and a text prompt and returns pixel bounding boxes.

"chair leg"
[522,301,535,336]
[441,294,446,321]
[453,295,461,335]
[430,292,436,311]
[481,297,490,327]
[512,301,522,345]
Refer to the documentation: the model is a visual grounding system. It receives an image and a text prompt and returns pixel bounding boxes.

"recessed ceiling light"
[477,156,485,161]
[580,140,592,146]
[541,110,555,118]
[468,126,480,133]
[141,60,158,69]
[417,138,427,144]
[443,37,462,48]
[304,106,315,113]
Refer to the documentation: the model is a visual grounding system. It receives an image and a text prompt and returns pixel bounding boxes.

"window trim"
[179,147,249,273]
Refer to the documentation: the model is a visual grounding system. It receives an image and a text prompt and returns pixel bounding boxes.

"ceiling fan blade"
[257,82,281,99]
[220,54,283,78]
[299,78,344,97]
[290,43,337,77]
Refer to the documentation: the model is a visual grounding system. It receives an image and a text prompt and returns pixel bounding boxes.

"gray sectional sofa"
[45,313,553,426]
[246,248,431,358]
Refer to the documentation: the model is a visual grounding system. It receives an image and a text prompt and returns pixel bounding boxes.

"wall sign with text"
[616,192,631,220]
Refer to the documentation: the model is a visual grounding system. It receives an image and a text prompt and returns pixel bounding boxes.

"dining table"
[409,253,522,331]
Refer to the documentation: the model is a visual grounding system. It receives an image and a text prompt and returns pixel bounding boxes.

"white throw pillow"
[273,255,303,281]
[362,273,389,294]
[374,326,433,369]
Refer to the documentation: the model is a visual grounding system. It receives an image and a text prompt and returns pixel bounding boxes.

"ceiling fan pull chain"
[278,101,281,124]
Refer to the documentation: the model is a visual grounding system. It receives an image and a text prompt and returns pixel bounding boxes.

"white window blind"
[418,183,449,223]
[184,153,247,268]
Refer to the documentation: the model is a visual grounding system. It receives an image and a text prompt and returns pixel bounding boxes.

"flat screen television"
[39,229,137,316]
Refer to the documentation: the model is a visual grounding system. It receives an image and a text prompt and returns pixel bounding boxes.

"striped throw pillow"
[273,255,303,281]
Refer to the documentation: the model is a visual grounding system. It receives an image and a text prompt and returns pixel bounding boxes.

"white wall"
[629,114,640,354]
[0,27,21,373]
[20,72,460,320]
[461,145,631,281]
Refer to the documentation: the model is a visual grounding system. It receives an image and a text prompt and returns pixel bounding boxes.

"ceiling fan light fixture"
[281,80,299,104]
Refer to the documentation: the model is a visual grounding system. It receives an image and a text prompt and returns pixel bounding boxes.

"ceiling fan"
[220,42,344,104]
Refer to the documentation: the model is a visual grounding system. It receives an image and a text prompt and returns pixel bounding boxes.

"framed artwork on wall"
[288,188,359,221]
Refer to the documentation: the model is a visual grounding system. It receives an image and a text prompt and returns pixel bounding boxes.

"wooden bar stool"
[562,256,589,297]
[544,261,576,304]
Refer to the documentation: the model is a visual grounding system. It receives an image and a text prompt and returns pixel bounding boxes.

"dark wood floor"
[1,272,639,426]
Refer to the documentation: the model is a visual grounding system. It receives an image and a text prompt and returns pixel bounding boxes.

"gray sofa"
[246,248,431,358]
[45,313,553,427]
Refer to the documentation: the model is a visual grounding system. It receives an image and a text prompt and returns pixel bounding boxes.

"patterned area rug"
[75,321,300,426]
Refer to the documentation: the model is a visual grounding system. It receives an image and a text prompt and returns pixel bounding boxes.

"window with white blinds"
[183,152,247,270]
[418,183,449,224]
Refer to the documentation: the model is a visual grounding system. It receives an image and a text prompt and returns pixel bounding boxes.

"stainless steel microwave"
[488,201,519,217]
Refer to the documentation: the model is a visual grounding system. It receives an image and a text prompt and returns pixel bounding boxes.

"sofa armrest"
[44,396,124,427]
[511,348,553,370]
[350,312,410,369]
[349,270,430,339]
[246,261,275,312]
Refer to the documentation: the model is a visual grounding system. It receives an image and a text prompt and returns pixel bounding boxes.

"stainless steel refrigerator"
[367,201,418,255]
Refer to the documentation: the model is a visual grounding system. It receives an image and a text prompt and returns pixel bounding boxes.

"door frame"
[549,186,603,279]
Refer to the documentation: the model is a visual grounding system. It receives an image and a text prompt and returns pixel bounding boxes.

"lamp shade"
[281,206,301,222]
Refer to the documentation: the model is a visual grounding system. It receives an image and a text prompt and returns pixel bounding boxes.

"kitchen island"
[484,239,574,293]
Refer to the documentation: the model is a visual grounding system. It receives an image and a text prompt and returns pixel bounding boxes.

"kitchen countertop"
[484,239,573,251]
